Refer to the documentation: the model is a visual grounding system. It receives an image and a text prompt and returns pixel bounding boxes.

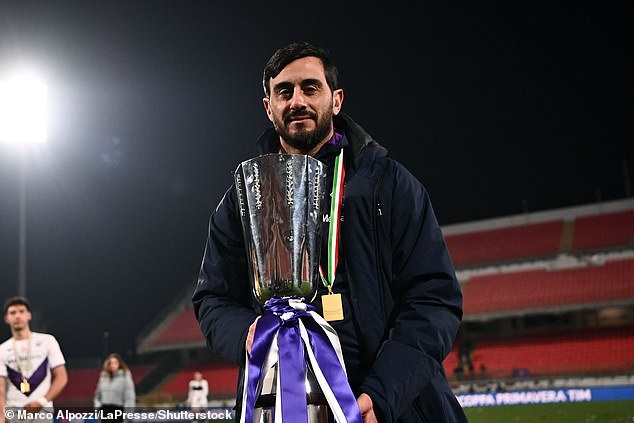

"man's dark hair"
[3,296,30,315]
[263,41,340,98]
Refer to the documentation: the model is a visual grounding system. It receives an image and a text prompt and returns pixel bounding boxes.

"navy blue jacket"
[193,114,467,422]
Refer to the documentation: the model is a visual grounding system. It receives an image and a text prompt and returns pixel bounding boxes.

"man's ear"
[332,89,344,116]
[262,97,274,123]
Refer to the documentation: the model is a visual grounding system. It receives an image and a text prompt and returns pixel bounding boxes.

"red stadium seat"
[469,325,634,378]
[445,221,563,267]
[463,258,634,315]
[572,209,634,251]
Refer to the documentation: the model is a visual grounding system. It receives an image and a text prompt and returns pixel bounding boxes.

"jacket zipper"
[372,160,390,324]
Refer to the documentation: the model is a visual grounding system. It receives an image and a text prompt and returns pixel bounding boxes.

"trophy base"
[253,362,330,423]
[254,393,329,423]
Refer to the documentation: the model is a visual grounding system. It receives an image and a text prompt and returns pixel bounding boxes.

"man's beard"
[273,108,333,152]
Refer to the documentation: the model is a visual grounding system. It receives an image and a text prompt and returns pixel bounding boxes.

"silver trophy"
[235,153,329,422]
[235,153,326,304]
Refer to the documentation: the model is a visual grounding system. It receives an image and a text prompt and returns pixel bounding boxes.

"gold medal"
[322,293,344,321]
[13,336,33,395]
[20,379,30,394]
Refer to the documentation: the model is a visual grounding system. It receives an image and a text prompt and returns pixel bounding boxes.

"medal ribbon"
[319,148,345,291]
[13,337,31,383]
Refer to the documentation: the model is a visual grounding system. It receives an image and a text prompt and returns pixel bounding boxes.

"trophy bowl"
[234,153,326,304]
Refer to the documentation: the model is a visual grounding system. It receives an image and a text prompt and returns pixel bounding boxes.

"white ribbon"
[240,299,350,423]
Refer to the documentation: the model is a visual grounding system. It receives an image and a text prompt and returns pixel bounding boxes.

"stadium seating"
[467,325,634,378]
[158,362,239,400]
[572,209,634,251]
[444,220,563,267]
[442,346,461,377]
[55,368,100,406]
[142,307,205,350]
[463,258,634,315]
[56,364,155,406]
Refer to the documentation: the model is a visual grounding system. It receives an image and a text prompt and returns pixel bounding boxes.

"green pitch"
[464,399,634,422]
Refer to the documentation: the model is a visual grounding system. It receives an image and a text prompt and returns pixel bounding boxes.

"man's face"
[4,304,31,332]
[263,56,343,153]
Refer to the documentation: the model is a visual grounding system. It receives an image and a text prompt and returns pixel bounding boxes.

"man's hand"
[357,393,378,423]
[246,316,261,355]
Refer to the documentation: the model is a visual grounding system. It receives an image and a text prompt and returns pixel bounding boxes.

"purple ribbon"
[244,297,361,423]
[301,318,363,421]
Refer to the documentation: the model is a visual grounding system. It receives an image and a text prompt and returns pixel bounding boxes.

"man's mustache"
[284,111,316,124]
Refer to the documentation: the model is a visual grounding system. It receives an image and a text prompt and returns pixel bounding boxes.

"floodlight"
[0,75,47,145]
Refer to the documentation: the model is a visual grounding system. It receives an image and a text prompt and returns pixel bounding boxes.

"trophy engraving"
[235,153,326,303]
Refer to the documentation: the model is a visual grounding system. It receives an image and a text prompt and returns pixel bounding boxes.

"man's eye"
[277,89,291,98]
[304,86,318,95]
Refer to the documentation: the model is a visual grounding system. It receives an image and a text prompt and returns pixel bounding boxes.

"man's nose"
[289,90,307,110]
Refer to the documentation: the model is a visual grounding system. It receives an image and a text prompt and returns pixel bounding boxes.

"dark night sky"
[0,2,632,361]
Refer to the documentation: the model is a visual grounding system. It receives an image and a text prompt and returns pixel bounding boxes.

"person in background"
[0,296,68,423]
[93,353,135,422]
[193,41,467,422]
[186,371,209,411]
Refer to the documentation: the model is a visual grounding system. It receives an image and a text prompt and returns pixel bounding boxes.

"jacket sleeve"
[202,380,209,397]
[93,378,102,408]
[359,161,463,422]
[123,371,136,408]
[192,185,259,366]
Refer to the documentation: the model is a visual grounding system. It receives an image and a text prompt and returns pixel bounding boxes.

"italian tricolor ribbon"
[319,147,345,291]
